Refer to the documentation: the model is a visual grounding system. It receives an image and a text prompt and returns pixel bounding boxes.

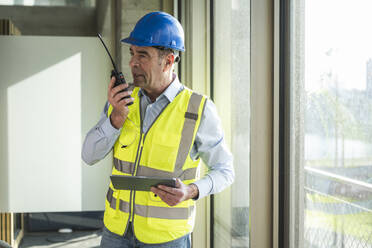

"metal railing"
[304,166,372,248]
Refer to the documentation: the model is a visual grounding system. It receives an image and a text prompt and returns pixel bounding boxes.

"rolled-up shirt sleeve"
[191,99,235,200]
[81,102,121,165]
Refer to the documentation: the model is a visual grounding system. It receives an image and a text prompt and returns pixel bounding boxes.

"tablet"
[110,175,177,191]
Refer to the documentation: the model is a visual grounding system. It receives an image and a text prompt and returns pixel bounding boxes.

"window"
[212,0,250,247]
[285,0,372,247]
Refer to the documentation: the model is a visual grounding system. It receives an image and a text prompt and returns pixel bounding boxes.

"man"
[82,11,234,248]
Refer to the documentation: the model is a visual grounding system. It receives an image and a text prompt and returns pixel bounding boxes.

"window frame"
[177,0,277,247]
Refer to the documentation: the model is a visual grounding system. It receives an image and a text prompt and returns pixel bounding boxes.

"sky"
[305,0,372,91]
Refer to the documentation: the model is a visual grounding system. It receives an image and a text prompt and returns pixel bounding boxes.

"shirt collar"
[138,73,183,103]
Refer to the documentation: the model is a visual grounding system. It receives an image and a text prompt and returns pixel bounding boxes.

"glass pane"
[213,0,250,247]
[291,0,372,247]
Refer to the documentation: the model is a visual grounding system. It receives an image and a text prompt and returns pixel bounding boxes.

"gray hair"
[153,46,180,64]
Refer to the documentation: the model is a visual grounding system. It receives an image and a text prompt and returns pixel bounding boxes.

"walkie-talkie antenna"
[97,33,119,73]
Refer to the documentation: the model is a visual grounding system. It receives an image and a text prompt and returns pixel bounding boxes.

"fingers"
[109,92,133,109]
[107,77,133,129]
[109,84,130,100]
[112,83,130,95]
[151,183,187,207]
[118,96,134,106]
[151,187,182,206]
[108,76,115,90]
[112,90,133,104]
[108,76,133,107]
[157,184,178,195]
[109,76,128,94]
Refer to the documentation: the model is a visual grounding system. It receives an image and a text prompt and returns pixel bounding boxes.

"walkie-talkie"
[97,33,133,106]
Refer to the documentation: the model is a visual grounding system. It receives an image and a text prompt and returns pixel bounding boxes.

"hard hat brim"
[121,36,185,52]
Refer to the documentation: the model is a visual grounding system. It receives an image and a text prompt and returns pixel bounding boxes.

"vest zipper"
[129,92,184,230]
[131,144,143,223]
[127,98,144,233]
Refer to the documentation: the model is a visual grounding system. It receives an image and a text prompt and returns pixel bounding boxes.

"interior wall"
[0,36,112,212]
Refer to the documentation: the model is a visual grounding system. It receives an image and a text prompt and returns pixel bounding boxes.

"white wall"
[0,36,113,212]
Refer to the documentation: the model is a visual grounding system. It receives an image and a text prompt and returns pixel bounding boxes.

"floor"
[19,230,102,248]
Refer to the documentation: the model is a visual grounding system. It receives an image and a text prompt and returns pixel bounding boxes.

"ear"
[163,53,175,72]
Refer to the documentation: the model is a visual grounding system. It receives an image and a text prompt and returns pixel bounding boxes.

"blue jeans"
[100,223,191,248]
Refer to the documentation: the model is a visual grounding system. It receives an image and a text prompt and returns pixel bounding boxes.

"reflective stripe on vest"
[114,158,198,180]
[106,188,194,220]
[106,187,130,213]
[175,93,203,169]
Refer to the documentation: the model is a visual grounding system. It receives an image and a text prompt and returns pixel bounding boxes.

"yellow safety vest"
[103,86,207,244]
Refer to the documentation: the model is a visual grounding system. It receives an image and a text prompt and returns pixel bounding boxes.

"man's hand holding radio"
[108,76,134,129]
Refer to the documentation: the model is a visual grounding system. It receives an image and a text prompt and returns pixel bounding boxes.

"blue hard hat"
[121,11,185,52]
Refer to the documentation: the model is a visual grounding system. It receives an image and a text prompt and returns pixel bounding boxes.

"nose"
[129,56,139,68]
